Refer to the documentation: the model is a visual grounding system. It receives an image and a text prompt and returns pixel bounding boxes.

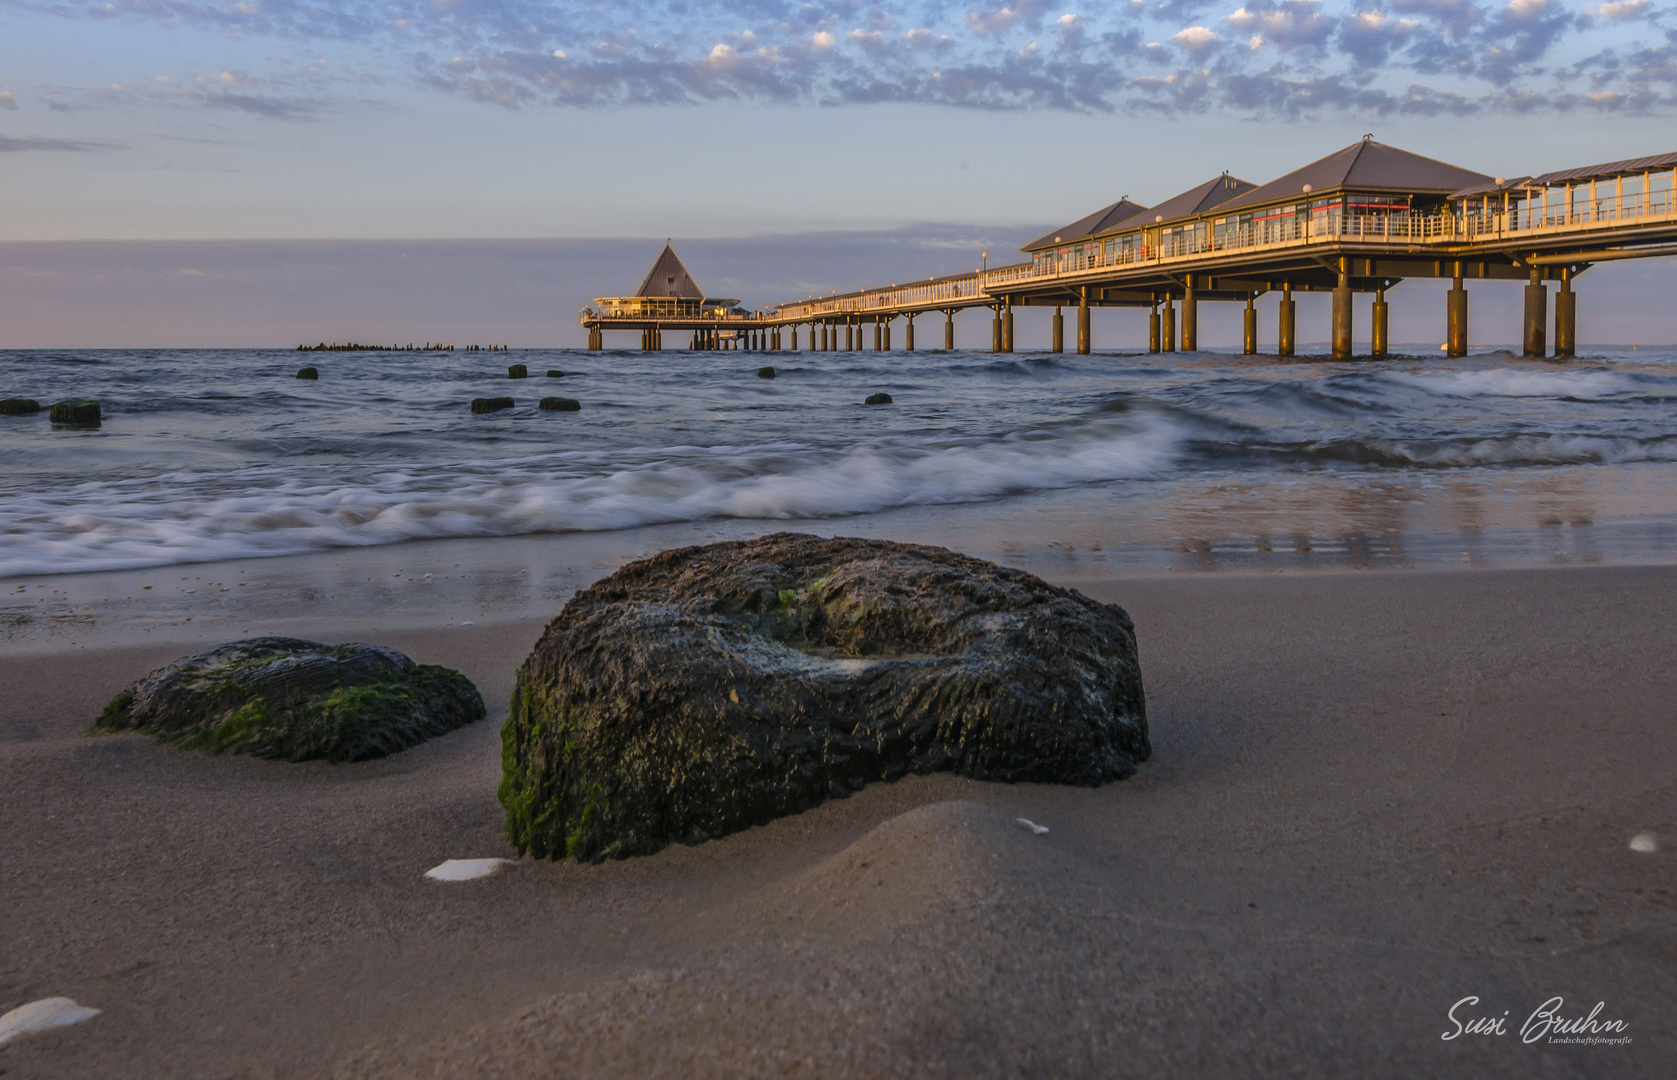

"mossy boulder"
[508,364,529,379]
[94,637,485,762]
[864,392,892,405]
[472,397,515,413]
[539,396,580,412]
[758,366,776,379]
[546,369,565,378]
[49,399,101,426]
[296,366,319,380]
[500,533,1149,862]
[0,398,41,415]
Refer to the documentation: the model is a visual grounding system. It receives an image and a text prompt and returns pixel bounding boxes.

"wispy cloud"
[15,0,1677,116]
[0,135,121,151]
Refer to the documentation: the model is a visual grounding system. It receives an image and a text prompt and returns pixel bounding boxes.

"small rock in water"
[1629,832,1660,853]
[539,396,581,412]
[471,397,516,414]
[507,364,529,379]
[0,398,41,415]
[865,392,893,405]
[425,858,516,882]
[0,997,102,1048]
[1016,818,1050,835]
[758,366,776,379]
[295,366,318,380]
[546,369,565,378]
[49,399,101,426]
[93,637,485,762]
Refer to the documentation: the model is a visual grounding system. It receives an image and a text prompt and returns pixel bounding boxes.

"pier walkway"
[582,140,1677,359]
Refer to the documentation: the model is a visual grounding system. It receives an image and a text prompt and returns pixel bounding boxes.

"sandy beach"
[2,556,1672,1079]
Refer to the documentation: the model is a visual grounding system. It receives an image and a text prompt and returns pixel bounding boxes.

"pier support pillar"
[1555,269,1576,357]
[883,319,892,352]
[945,309,955,351]
[1077,288,1090,354]
[1523,268,1547,358]
[789,325,797,351]
[1279,283,1295,357]
[992,306,1003,353]
[905,315,914,352]
[1332,258,1353,360]
[1162,296,1175,352]
[1052,306,1064,353]
[1002,297,1014,353]
[1243,294,1258,355]
[874,320,882,351]
[1372,288,1389,357]
[845,322,854,351]
[1182,276,1198,353]
[1447,263,1469,358]
[1148,297,1160,353]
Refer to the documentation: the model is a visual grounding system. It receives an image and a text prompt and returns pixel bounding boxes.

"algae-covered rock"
[472,397,515,413]
[500,532,1148,862]
[539,397,580,412]
[864,392,892,405]
[508,364,529,379]
[49,399,101,426]
[758,366,776,379]
[0,398,41,415]
[296,366,319,380]
[546,369,565,378]
[94,637,485,762]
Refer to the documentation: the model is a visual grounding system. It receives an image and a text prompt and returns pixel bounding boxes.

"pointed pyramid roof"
[1141,174,1258,227]
[1218,139,1491,213]
[1022,198,1151,253]
[635,240,705,299]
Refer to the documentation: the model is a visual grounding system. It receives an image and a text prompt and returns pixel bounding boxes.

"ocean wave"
[0,413,1184,576]
[1379,367,1654,400]
[1240,432,1677,469]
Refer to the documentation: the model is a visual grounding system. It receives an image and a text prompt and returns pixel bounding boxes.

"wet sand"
[2,563,1674,1078]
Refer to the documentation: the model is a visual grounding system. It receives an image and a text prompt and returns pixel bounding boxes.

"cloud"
[0,135,120,151]
[13,0,1677,118]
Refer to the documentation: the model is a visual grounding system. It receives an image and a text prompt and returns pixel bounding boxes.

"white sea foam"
[0,415,1184,576]
[1382,368,1644,400]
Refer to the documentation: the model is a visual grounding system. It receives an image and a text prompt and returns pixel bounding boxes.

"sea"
[4,345,1677,595]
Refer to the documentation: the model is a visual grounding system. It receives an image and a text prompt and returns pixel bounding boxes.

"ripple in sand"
[0,997,101,1047]
[425,858,517,882]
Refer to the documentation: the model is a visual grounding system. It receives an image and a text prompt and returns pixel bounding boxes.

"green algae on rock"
[500,533,1149,862]
[49,399,101,426]
[94,637,485,762]
[539,397,580,412]
[471,397,515,413]
[864,393,892,405]
[758,366,776,379]
[296,366,319,380]
[0,398,41,415]
[508,364,529,379]
[546,369,565,378]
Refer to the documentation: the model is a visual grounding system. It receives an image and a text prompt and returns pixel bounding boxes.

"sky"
[1,0,1675,344]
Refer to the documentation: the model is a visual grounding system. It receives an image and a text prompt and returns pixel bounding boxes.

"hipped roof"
[1140,174,1257,227]
[1022,199,1150,252]
[635,240,705,299]
[1217,139,1491,214]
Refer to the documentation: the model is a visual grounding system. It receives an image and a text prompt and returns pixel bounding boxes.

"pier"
[582,139,1677,359]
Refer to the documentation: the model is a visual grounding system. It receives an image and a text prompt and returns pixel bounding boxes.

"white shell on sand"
[0,997,102,1047]
[1016,818,1050,835]
[1629,832,1660,853]
[425,858,516,882]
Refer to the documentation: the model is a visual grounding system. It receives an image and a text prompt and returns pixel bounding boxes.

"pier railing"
[768,182,1677,322]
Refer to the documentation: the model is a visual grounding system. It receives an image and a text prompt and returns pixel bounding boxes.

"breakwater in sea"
[3,345,1677,577]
